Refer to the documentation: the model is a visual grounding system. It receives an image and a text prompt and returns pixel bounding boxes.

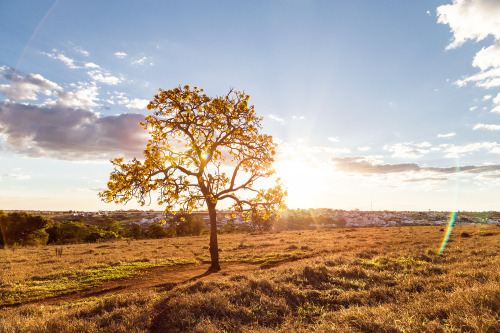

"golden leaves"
[100,85,286,216]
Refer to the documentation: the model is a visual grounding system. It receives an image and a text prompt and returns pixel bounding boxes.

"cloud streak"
[331,157,500,175]
[473,123,500,131]
[87,69,123,85]
[383,142,432,159]
[437,132,455,138]
[268,114,284,124]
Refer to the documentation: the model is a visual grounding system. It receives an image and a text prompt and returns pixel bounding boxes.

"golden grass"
[0,224,499,332]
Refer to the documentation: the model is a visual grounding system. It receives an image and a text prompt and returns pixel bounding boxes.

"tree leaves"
[99,85,286,219]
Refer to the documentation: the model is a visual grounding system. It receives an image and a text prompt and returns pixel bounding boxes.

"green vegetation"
[0,211,51,247]
[167,213,205,237]
[0,211,212,247]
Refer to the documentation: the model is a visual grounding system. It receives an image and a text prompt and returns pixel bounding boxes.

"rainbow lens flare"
[438,161,461,256]
[438,211,457,256]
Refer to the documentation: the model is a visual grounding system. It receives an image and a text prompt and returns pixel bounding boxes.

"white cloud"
[483,94,492,100]
[132,56,148,65]
[438,1,500,90]
[87,70,123,85]
[491,92,500,113]
[437,0,500,50]
[43,50,80,69]
[328,136,340,142]
[415,142,432,148]
[70,43,90,57]
[0,66,61,101]
[473,123,500,131]
[45,83,100,110]
[331,157,500,178]
[111,91,130,105]
[114,52,127,58]
[42,49,122,85]
[3,173,31,180]
[494,93,500,105]
[437,132,456,138]
[473,42,500,72]
[268,114,284,123]
[455,67,500,89]
[383,142,432,159]
[443,141,499,158]
[126,98,149,109]
[357,146,371,152]
[292,115,305,120]
[469,106,478,111]
[84,62,100,69]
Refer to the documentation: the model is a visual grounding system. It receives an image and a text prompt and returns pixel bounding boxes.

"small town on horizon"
[4,208,500,230]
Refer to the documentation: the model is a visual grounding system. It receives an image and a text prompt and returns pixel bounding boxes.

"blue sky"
[1,0,500,211]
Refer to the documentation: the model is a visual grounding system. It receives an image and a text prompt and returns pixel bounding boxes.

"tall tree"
[99,85,286,271]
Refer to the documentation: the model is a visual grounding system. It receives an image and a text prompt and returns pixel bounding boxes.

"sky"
[1,0,500,212]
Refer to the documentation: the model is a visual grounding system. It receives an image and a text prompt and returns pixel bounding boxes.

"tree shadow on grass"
[149,268,220,332]
[152,269,215,292]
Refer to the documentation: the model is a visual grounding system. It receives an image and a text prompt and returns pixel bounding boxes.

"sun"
[274,159,320,208]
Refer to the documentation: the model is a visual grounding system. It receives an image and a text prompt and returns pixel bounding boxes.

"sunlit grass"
[0,224,499,332]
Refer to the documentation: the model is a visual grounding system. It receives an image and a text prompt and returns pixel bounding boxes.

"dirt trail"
[18,262,262,307]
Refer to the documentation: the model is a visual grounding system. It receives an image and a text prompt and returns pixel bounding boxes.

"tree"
[126,223,144,239]
[99,85,286,271]
[146,223,169,238]
[1,212,51,246]
[46,220,90,244]
[0,210,6,248]
[168,214,205,237]
[250,211,274,231]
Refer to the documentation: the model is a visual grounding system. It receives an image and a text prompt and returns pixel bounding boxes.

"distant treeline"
[0,210,206,247]
[0,209,345,248]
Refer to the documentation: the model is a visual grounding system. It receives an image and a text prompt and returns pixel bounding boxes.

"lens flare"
[438,161,461,256]
[438,211,457,256]
[201,152,210,160]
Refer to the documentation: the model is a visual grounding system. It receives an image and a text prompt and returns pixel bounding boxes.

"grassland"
[0,224,499,332]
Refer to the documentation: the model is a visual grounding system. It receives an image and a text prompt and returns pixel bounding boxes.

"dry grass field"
[0,224,499,332]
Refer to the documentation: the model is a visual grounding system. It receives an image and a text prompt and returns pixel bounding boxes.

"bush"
[146,224,169,238]
[47,221,90,244]
[125,223,144,239]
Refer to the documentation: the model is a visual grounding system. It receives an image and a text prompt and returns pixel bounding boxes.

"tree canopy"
[0,211,51,247]
[99,85,286,271]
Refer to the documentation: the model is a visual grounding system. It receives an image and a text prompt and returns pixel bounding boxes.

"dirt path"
[20,262,262,307]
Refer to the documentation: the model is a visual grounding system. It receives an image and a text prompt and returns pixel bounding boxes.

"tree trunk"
[207,203,221,272]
